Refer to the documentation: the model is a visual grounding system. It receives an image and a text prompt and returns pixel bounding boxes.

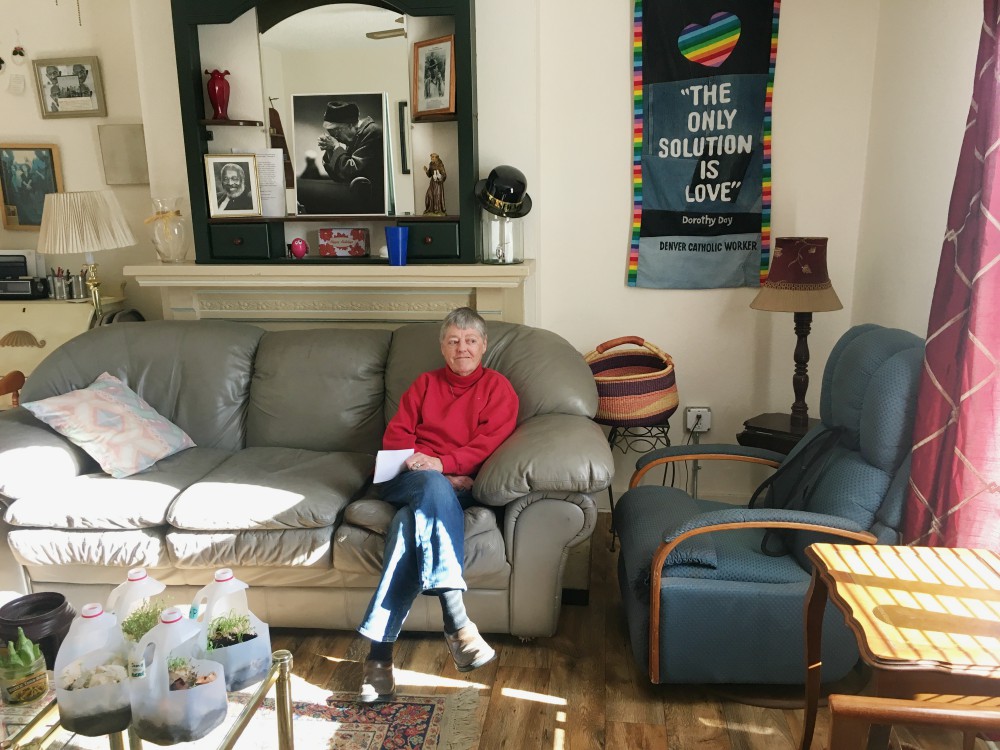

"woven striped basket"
[584,336,678,427]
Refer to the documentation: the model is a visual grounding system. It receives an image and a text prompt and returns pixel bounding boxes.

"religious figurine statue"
[423,153,447,215]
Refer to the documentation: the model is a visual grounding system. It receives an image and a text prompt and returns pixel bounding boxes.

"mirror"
[260,4,415,215]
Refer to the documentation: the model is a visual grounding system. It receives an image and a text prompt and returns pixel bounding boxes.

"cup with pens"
[47,267,88,301]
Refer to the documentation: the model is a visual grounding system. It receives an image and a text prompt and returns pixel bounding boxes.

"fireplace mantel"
[124,262,533,327]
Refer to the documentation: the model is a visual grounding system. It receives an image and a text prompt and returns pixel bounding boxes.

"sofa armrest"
[0,407,94,498]
[474,414,614,506]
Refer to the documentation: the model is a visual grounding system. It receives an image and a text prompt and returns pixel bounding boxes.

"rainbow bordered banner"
[628,0,782,289]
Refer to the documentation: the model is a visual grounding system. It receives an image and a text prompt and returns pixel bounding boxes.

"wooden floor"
[270,515,997,749]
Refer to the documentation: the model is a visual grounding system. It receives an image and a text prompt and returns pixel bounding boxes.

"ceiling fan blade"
[365,28,406,39]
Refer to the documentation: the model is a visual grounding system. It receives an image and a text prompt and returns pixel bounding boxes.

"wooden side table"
[736,412,819,455]
[801,543,1000,750]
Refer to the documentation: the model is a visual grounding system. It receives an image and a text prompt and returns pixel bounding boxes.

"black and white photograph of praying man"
[204,154,261,218]
[291,92,389,216]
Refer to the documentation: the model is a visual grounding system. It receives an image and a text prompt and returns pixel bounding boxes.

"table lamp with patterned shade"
[38,190,136,317]
[750,237,843,431]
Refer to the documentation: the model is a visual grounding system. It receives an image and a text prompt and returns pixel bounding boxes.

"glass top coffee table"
[0,650,293,750]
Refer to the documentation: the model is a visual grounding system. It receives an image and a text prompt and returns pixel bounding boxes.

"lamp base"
[85,262,103,317]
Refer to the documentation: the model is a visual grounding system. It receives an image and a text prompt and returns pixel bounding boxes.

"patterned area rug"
[230,692,452,749]
[16,684,481,750]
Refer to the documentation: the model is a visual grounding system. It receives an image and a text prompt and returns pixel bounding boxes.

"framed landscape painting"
[0,144,64,231]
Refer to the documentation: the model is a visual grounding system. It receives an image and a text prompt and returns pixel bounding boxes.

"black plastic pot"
[0,593,76,669]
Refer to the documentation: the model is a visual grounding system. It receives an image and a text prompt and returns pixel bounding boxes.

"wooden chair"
[0,370,26,407]
[829,694,1000,750]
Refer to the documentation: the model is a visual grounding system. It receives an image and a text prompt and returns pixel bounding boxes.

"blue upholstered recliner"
[614,324,924,684]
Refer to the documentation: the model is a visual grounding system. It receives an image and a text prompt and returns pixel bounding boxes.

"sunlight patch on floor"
[553,711,567,750]
[700,717,778,735]
[501,687,568,705]
[395,667,488,690]
[315,656,487,690]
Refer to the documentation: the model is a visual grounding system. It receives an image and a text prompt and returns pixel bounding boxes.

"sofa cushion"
[4,448,233,530]
[8,527,168,568]
[167,447,374,531]
[22,373,196,478]
[246,328,391,454]
[21,320,264,452]
[166,528,333,569]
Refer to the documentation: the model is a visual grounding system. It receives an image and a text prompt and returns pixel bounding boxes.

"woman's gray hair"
[440,306,488,341]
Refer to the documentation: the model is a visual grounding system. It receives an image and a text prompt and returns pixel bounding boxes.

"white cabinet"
[0,299,123,408]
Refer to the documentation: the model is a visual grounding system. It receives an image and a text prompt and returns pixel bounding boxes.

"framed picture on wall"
[32,56,107,119]
[412,35,456,121]
[204,154,261,218]
[291,92,390,216]
[0,144,64,231]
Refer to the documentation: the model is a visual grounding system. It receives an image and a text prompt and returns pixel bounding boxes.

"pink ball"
[290,238,308,258]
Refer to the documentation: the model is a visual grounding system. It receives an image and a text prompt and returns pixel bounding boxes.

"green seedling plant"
[206,610,257,649]
[0,628,42,670]
[120,599,169,643]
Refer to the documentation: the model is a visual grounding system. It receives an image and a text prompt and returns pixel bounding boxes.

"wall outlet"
[685,406,712,432]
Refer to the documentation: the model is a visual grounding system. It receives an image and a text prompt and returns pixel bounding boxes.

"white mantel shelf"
[124,261,533,326]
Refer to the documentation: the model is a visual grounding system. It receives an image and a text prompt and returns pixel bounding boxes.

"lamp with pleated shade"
[750,237,842,432]
[37,190,136,316]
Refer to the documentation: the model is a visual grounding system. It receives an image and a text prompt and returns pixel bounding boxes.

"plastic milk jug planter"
[0,627,47,705]
[106,568,166,679]
[54,603,130,736]
[191,568,272,691]
[130,607,227,745]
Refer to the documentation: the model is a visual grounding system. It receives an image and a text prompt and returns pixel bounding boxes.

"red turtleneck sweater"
[382,365,519,476]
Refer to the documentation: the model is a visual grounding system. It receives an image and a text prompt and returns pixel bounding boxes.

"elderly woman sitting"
[347,306,519,703]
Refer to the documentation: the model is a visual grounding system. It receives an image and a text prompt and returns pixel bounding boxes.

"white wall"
[853,0,981,333]
[535,0,884,499]
[0,0,160,320]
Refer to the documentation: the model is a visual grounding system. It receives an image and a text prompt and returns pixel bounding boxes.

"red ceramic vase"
[204,69,231,120]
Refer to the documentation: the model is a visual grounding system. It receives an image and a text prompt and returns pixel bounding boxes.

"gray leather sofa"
[0,320,614,637]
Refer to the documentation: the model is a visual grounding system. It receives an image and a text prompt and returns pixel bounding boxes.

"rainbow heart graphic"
[678,12,741,68]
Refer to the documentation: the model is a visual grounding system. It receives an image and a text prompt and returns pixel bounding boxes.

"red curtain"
[903,0,1000,549]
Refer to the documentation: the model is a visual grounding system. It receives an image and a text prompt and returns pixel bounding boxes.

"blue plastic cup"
[386,226,409,266]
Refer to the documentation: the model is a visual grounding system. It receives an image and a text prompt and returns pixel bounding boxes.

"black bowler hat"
[323,101,359,127]
[475,165,532,218]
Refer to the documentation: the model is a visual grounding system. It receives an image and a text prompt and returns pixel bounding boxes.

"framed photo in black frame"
[291,92,389,216]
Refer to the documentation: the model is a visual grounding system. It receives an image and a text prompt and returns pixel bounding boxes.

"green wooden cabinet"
[170,0,479,265]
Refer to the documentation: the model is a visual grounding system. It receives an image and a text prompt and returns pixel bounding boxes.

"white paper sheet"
[253,148,287,217]
[373,449,414,483]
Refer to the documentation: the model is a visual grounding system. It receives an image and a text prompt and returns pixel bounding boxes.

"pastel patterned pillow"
[22,372,195,478]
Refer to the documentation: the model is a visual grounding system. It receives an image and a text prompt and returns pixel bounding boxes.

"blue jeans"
[357,471,473,643]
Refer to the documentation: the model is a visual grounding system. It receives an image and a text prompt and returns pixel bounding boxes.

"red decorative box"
[318,227,370,257]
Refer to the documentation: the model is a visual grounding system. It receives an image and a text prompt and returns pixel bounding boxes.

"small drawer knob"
[232,237,244,246]
[423,235,433,245]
